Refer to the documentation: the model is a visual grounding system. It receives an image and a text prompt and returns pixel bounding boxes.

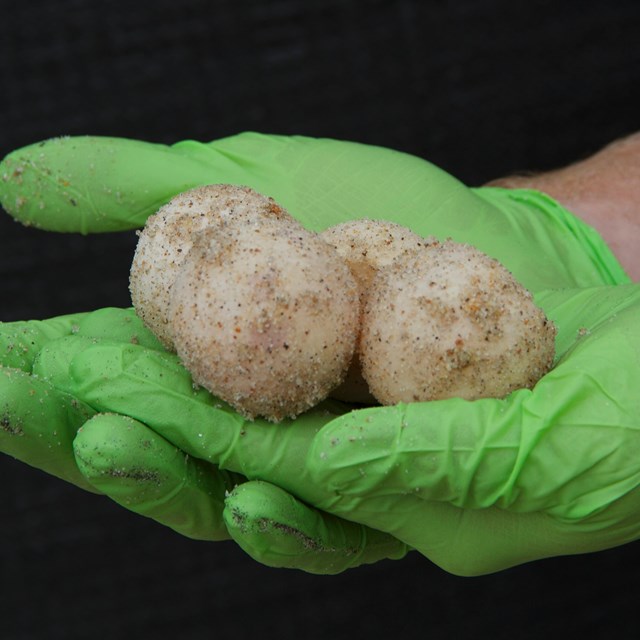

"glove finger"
[73,306,165,350]
[0,136,231,232]
[0,367,98,491]
[223,480,409,574]
[0,312,89,371]
[0,307,161,373]
[0,134,468,234]
[73,412,244,541]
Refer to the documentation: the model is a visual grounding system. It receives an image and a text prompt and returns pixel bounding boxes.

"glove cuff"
[473,186,631,288]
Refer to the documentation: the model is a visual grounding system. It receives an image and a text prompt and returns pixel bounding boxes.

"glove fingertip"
[223,480,407,574]
[74,413,234,541]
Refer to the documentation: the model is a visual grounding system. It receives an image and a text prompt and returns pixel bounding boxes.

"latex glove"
[1,133,635,576]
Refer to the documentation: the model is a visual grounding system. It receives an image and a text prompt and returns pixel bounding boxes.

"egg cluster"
[130,185,556,422]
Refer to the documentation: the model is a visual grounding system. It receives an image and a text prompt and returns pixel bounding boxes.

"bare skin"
[487,132,640,282]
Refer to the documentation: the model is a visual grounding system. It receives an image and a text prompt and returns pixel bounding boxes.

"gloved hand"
[0,306,405,572]
[1,133,636,576]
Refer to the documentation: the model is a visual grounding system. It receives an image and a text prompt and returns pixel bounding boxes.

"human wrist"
[487,132,640,281]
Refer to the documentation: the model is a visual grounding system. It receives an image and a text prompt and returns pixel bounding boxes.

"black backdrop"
[1,1,639,638]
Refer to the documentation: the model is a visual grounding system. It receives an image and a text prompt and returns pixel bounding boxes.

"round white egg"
[360,239,556,404]
[170,218,360,422]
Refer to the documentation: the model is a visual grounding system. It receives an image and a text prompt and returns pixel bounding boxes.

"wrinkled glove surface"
[1,133,637,575]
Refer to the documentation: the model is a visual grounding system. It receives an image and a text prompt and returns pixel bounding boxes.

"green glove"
[1,133,635,576]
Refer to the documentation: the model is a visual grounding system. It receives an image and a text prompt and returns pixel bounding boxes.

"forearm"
[487,132,640,281]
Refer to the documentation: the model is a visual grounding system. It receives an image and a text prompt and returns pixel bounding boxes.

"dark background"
[1,1,639,638]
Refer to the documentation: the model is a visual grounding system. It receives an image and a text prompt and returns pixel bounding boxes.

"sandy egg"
[360,239,556,404]
[169,218,360,422]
